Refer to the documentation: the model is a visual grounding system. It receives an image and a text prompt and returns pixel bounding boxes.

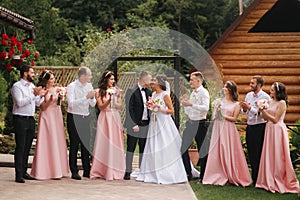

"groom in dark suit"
[124,71,152,180]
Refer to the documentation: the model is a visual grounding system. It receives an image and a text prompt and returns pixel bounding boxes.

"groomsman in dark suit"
[124,71,152,180]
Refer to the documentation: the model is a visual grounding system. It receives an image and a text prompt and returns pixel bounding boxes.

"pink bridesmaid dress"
[256,100,299,193]
[203,100,251,186]
[90,94,125,180]
[31,87,69,180]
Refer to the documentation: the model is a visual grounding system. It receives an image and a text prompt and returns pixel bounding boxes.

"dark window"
[249,0,300,32]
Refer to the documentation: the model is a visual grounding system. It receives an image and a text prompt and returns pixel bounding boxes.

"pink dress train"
[203,100,251,186]
[31,87,69,180]
[256,100,299,193]
[90,94,125,180]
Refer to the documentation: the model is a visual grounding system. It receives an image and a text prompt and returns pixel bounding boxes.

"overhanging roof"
[0,6,35,39]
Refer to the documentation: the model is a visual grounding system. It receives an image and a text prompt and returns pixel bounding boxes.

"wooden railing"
[235,122,300,135]
[34,66,80,86]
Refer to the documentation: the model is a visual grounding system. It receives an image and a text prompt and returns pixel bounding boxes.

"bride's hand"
[159,109,169,114]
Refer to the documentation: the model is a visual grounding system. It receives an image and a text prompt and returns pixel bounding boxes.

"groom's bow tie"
[141,88,146,91]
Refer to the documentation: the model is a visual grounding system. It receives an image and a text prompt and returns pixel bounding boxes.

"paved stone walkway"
[0,154,197,200]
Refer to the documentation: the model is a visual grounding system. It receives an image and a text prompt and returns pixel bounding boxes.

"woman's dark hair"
[98,71,115,99]
[273,82,288,104]
[156,74,167,91]
[225,81,239,101]
[37,70,53,88]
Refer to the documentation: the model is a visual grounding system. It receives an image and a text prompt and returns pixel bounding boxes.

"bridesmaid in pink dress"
[256,82,299,193]
[31,70,69,180]
[90,71,125,180]
[203,81,251,186]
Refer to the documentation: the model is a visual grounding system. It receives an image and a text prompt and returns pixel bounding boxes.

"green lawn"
[190,180,299,200]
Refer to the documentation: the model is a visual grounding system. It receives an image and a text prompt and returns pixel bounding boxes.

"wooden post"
[239,0,243,15]
[174,50,180,129]
[112,51,118,82]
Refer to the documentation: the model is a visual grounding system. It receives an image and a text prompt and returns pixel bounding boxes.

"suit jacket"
[124,85,151,131]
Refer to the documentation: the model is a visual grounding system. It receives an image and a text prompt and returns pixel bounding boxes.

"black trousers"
[181,120,208,179]
[246,123,266,184]
[125,121,149,173]
[67,113,91,175]
[13,115,35,179]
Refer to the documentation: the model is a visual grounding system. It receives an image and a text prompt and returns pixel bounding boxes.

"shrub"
[0,134,15,154]
[289,119,300,170]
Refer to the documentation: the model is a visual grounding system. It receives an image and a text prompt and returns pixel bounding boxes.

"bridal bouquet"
[56,86,67,106]
[146,97,162,121]
[257,99,269,109]
[146,97,162,112]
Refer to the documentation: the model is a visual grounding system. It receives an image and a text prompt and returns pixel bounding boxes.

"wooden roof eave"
[208,0,262,54]
[0,6,35,39]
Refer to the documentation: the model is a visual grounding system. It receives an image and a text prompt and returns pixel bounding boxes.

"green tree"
[53,0,146,30]
[127,0,206,42]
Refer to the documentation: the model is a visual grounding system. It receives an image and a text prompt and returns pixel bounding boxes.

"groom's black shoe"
[83,172,90,178]
[23,173,35,180]
[187,174,193,181]
[124,172,130,180]
[15,177,25,183]
[71,173,81,180]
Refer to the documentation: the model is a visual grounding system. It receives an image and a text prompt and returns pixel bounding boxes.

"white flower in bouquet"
[106,88,116,95]
[212,99,223,120]
[56,86,67,106]
[146,97,162,121]
[255,99,269,122]
[257,99,269,109]
[58,87,67,97]
[106,87,120,108]
[146,97,162,112]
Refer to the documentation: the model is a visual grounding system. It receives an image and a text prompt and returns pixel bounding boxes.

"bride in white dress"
[136,75,187,184]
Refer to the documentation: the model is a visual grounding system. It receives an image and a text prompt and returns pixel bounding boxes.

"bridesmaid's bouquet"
[56,86,67,106]
[106,87,120,108]
[212,99,223,121]
[257,99,269,110]
[255,99,269,122]
[107,87,117,96]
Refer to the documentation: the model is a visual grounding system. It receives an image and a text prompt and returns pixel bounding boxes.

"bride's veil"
[199,88,225,160]
[165,81,170,95]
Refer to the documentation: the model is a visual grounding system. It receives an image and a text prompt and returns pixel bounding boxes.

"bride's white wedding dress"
[136,91,188,184]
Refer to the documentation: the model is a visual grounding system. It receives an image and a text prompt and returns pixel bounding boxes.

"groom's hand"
[133,125,139,132]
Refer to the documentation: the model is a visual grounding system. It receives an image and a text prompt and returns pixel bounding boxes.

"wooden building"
[208,0,300,123]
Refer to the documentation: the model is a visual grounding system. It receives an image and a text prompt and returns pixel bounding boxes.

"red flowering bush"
[0,33,39,71]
